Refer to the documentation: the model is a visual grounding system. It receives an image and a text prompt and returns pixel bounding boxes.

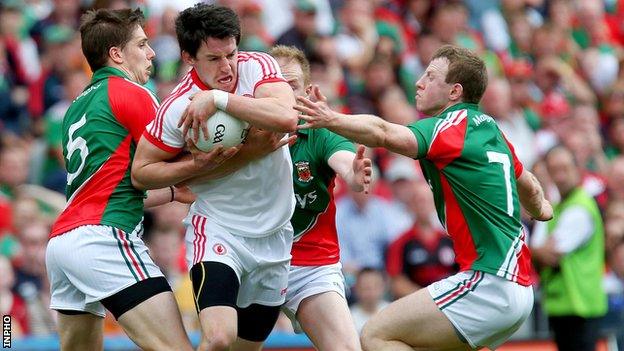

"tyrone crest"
[295,161,313,182]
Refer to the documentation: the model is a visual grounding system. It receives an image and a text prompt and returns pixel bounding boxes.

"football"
[188,110,249,151]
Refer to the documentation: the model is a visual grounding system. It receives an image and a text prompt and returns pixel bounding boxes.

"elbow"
[131,173,147,191]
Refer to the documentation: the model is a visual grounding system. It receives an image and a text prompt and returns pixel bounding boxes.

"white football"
[187,110,249,151]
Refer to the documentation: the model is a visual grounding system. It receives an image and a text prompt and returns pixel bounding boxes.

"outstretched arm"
[328,145,372,193]
[295,86,419,158]
[516,169,553,221]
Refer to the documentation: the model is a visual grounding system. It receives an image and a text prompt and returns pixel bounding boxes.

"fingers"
[355,145,366,159]
[191,118,200,143]
[178,106,189,128]
[293,104,317,116]
[296,122,314,130]
[295,95,317,108]
[313,85,327,102]
[201,120,209,141]
[223,146,239,159]
[277,134,297,148]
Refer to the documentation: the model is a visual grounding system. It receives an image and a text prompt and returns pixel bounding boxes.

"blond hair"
[269,45,311,85]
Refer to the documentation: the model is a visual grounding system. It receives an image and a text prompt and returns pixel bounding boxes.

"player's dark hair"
[175,4,241,58]
[432,45,488,104]
[80,8,145,72]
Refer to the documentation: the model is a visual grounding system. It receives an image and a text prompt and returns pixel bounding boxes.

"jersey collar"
[439,102,480,116]
[90,67,131,84]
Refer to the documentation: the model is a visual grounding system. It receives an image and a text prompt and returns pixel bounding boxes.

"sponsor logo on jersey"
[472,114,495,126]
[213,243,227,255]
[295,161,313,182]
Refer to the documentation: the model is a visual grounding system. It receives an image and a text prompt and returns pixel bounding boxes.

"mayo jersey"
[50,67,158,237]
[408,103,532,286]
[289,127,355,266]
[144,52,295,238]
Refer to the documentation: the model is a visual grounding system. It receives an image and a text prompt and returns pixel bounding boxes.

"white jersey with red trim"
[144,51,295,238]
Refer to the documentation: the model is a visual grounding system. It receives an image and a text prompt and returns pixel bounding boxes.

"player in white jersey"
[131,4,298,351]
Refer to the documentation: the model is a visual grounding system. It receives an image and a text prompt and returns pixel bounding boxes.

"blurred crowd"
[2,0,624,346]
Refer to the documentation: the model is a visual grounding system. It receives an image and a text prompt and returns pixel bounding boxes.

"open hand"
[294,85,336,130]
[178,91,216,143]
[243,127,297,159]
[352,145,373,194]
[187,138,240,172]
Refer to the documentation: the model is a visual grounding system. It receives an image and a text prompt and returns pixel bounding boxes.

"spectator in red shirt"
[385,179,457,299]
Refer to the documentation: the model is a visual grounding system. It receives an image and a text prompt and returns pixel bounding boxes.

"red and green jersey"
[407,103,532,285]
[289,127,356,266]
[50,67,159,238]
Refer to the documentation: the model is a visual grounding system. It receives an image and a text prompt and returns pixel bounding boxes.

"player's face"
[120,25,155,85]
[276,58,306,97]
[415,57,454,116]
[191,36,238,92]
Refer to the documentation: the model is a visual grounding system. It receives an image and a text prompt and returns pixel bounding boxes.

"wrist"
[213,90,229,111]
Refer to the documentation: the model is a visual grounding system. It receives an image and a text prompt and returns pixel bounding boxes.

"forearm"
[144,187,174,208]
[225,94,297,132]
[517,170,548,219]
[132,158,199,190]
[327,112,388,148]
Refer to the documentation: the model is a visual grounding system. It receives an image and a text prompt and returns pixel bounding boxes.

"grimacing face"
[415,57,455,116]
[276,57,306,97]
[120,25,155,85]
[187,36,238,92]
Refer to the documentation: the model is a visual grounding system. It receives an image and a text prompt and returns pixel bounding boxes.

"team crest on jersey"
[295,161,313,182]
[213,243,227,255]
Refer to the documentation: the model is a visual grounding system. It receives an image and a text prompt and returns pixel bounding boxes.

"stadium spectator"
[0,255,28,336]
[295,44,552,350]
[532,145,607,351]
[336,180,407,275]
[349,267,389,334]
[385,179,456,299]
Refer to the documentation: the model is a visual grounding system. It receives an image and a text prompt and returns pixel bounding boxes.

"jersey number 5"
[487,151,513,217]
[66,114,90,186]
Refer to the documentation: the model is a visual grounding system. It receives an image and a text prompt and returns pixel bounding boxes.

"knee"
[199,329,238,351]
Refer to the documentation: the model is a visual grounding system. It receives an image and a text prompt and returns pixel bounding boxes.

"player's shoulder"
[108,76,156,100]
[157,73,196,115]
[237,51,280,72]
[237,51,278,64]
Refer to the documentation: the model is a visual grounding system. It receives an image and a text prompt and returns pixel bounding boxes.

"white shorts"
[184,214,293,308]
[427,270,533,350]
[282,263,346,333]
[46,225,164,317]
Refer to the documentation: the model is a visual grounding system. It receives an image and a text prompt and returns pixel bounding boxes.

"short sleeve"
[321,130,356,163]
[143,96,187,154]
[108,77,159,143]
[237,52,286,96]
[407,110,468,168]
